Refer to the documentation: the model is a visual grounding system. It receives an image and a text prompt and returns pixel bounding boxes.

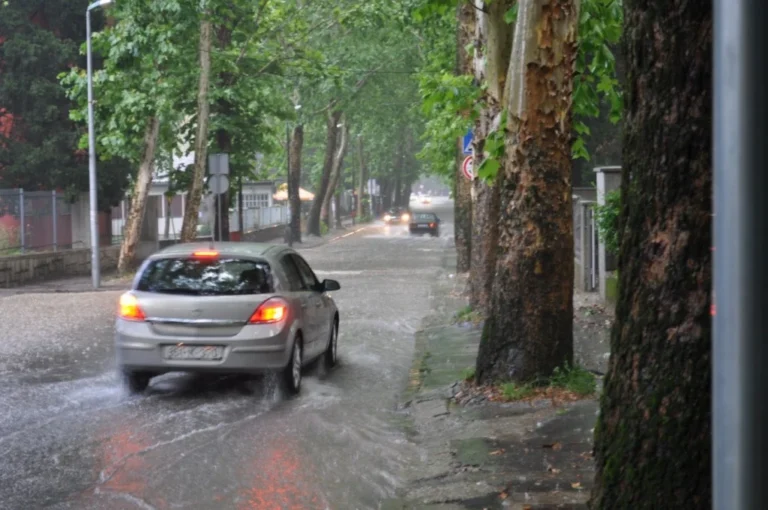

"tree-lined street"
[0,201,453,509]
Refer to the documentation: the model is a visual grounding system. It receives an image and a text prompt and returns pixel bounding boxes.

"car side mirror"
[322,279,341,292]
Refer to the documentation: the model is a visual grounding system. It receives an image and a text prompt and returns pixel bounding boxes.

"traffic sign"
[209,174,229,194]
[209,153,230,175]
[461,156,474,180]
[462,130,473,155]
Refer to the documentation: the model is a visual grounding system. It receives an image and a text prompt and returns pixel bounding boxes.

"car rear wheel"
[281,339,302,395]
[324,320,338,369]
[122,371,151,394]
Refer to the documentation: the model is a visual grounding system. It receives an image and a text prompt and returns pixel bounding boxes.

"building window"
[242,192,270,209]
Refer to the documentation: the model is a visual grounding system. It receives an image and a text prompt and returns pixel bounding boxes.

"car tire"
[281,339,302,396]
[324,320,338,369]
[122,371,150,394]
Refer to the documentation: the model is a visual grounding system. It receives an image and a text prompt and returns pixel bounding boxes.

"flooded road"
[0,201,453,509]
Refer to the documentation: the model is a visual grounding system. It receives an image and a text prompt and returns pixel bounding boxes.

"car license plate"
[418,224,429,228]
[163,345,224,361]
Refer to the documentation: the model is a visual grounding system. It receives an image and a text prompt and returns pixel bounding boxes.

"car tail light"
[193,250,219,258]
[119,293,146,321]
[249,298,288,324]
[429,222,436,228]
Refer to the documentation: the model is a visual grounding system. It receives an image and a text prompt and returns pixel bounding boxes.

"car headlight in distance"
[401,213,410,221]
[384,214,392,221]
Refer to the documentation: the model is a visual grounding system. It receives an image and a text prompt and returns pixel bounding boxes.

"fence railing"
[0,189,75,255]
[573,196,599,292]
[230,205,289,234]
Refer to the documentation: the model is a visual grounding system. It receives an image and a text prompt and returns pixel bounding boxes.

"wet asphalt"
[0,199,454,510]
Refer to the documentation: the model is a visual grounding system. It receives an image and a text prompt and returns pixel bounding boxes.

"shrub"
[594,189,621,256]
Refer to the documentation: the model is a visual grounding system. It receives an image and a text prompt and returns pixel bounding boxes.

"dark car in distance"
[383,207,411,224]
[408,212,441,237]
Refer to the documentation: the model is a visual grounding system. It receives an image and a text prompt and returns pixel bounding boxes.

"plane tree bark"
[454,1,475,273]
[469,0,513,313]
[476,0,579,383]
[322,121,349,229]
[307,108,341,236]
[590,0,713,507]
[288,124,304,243]
[180,17,212,242]
[117,116,160,273]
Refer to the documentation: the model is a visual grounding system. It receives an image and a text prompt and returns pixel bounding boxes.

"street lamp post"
[86,0,114,289]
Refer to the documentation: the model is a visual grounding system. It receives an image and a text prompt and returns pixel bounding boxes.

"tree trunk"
[307,109,341,236]
[117,116,160,273]
[238,175,244,238]
[288,124,303,243]
[590,1,712,507]
[322,121,348,230]
[334,192,342,229]
[180,18,212,242]
[469,0,512,313]
[164,195,172,240]
[357,135,365,219]
[454,1,474,273]
[475,0,579,384]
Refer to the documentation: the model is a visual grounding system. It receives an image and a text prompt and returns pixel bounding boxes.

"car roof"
[151,242,290,261]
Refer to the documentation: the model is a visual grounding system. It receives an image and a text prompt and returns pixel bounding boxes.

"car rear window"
[136,257,274,295]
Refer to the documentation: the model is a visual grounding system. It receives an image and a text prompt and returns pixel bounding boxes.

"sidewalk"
[1,218,372,296]
[384,248,612,509]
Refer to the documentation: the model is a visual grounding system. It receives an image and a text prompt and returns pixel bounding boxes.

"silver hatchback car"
[115,243,340,395]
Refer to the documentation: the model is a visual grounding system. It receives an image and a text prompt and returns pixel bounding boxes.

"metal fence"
[573,196,599,292]
[230,205,289,234]
[0,189,74,255]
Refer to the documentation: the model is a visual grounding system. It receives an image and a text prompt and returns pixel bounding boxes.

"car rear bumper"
[409,227,439,235]
[115,321,294,375]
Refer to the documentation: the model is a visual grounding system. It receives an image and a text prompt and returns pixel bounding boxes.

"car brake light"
[193,250,219,258]
[119,293,146,321]
[249,298,288,324]
[429,222,436,228]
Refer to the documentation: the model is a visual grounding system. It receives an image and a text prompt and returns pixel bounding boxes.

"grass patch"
[460,366,476,382]
[550,363,597,397]
[500,382,535,400]
[453,305,484,325]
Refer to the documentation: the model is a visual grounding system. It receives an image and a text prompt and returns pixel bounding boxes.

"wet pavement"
[0,199,454,510]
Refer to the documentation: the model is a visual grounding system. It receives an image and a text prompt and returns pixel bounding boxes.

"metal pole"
[86,9,100,288]
[714,1,768,508]
[18,189,25,253]
[52,190,57,252]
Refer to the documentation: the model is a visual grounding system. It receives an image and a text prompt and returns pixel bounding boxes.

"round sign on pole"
[462,155,474,180]
[209,174,229,194]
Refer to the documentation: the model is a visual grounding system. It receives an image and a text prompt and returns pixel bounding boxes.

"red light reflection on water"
[236,435,327,510]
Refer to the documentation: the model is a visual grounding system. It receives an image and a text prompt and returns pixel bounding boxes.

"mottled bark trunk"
[590,1,712,508]
[469,0,513,313]
[454,1,475,273]
[288,124,303,244]
[117,116,160,273]
[307,109,341,236]
[476,0,579,384]
[334,192,342,229]
[356,136,366,219]
[323,122,348,230]
[163,195,172,240]
[180,18,212,242]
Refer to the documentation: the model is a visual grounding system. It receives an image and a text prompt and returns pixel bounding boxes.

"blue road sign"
[463,130,473,155]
